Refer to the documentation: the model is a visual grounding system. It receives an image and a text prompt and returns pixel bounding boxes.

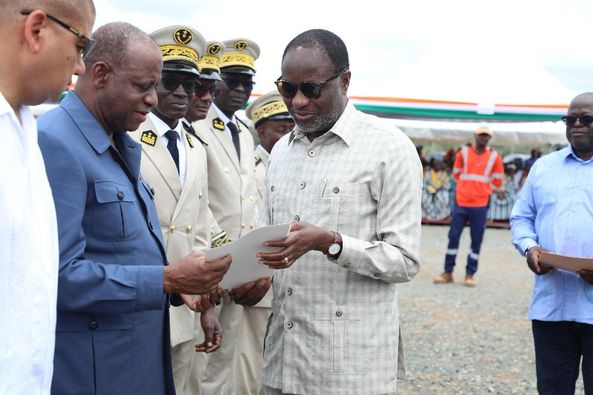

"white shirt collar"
[148,112,183,138]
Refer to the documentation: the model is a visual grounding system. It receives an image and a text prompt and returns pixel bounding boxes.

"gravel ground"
[396,224,585,395]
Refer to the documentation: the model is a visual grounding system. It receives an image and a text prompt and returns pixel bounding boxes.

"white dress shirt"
[260,102,422,394]
[0,92,59,395]
[148,112,187,186]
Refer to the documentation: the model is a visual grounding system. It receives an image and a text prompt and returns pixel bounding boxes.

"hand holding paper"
[204,224,291,289]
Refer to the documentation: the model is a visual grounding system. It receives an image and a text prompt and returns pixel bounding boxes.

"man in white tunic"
[0,1,95,394]
[257,29,422,395]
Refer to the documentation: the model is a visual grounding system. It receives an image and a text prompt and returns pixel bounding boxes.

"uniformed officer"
[186,40,223,123]
[193,38,270,395]
[183,40,224,395]
[128,25,220,395]
[245,91,295,202]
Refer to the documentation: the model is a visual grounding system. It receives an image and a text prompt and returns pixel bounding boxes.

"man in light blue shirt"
[510,92,593,395]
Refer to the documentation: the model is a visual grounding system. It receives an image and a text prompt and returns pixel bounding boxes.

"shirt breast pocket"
[90,181,142,241]
[312,182,365,232]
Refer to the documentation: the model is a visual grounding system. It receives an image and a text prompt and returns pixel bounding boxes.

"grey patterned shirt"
[260,102,422,394]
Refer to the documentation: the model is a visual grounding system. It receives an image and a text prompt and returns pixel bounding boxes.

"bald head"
[0,0,95,24]
[570,92,593,107]
[84,22,158,72]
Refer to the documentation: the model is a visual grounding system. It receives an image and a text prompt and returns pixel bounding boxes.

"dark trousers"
[444,203,488,275]
[532,320,593,395]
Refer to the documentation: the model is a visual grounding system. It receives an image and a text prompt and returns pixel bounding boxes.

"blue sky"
[94,0,593,104]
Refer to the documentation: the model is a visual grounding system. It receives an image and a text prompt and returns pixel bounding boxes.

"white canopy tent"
[392,118,566,147]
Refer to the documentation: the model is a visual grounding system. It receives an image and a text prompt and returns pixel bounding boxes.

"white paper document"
[204,223,291,289]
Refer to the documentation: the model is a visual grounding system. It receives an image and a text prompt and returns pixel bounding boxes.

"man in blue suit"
[37,22,231,395]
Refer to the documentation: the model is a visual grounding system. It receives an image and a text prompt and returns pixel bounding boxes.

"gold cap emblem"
[174,28,193,45]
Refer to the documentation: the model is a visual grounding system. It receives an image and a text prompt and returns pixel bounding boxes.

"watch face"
[328,242,341,255]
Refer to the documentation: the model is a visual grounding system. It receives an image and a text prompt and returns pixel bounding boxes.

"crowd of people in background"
[417,145,543,224]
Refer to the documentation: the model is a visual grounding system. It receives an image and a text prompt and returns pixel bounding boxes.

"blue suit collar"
[61,91,142,181]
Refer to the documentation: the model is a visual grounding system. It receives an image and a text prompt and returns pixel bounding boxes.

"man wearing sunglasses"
[256,29,422,395]
[185,41,223,124]
[0,1,95,394]
[194,38,271,395]
[511,92,593,395]
[129,26,225,395]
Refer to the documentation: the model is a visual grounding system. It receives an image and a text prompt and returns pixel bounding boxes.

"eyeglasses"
[561,115,593,127]
[20,9,95,56]
[160,76,197,95]
[221,76,255,92]
[275,70,344,100]
[195,80,216,96]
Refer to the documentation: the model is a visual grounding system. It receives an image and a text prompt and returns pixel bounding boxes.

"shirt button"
[336,310,343,317]
[169,225,175,233]
[148,222,154,230]
[342,263,351,269]
[287,287,293,295]
[299,181,306,189]
[186,226,192,233]
[308,150,316,157]
[117,191,124,200]
[241,223,245,228]
[88,320,98,330]
[199,192,202,198]
[286,321,294,329]
[372,272,381,278]
[293,215,300,222]
[250,223,255,229]
[271,186,275,192]
[332,186,340,194]
[224,167,229,173]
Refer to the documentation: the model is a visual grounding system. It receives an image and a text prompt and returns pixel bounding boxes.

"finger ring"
[284,257,289,264]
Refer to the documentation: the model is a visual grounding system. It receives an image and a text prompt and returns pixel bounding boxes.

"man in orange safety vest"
[434,125,504,287]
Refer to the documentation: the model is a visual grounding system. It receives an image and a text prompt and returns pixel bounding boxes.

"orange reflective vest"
[452,146,504,207]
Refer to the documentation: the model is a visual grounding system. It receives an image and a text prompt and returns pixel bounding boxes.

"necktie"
[165,129,180,173]
[227,122,241,160]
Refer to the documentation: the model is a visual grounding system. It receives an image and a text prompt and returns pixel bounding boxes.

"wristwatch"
[325,231,343,259]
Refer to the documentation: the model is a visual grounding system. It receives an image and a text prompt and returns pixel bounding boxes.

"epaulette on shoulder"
[182,121,208,146]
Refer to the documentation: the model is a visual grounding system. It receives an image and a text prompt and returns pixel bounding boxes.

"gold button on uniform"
[169,225,175,233]
[186,226,192,233]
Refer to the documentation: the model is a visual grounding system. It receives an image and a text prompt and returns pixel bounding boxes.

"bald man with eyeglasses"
[0,1,95,394]
[511,92,593,395]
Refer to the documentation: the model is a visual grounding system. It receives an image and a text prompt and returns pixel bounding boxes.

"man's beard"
[295,107,341,135]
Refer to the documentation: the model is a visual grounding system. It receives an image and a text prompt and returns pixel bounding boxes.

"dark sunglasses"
[221,77,254,92]
[160,76,197,94]
[20,9,95,56]
[561,115,593,127]
[195,80,216,96]
[275,70,344,100]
